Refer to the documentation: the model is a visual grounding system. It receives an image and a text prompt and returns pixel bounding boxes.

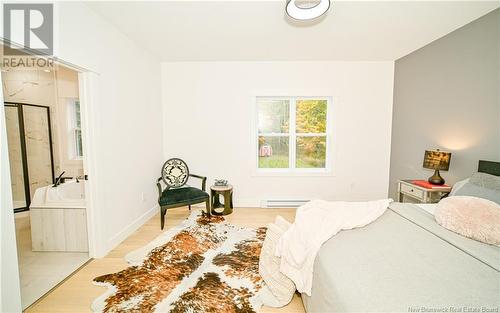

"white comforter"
[275,199,393,296]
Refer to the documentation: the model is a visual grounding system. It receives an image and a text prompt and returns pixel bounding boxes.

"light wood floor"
[26,207,306,313]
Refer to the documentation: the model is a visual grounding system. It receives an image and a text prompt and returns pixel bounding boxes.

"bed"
[302,160,500,312]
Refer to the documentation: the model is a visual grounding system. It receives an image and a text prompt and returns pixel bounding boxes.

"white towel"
[275,199,393,296]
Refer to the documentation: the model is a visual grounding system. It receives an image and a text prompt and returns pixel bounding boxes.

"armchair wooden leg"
[205,199,211,218]
[160,206,167,230]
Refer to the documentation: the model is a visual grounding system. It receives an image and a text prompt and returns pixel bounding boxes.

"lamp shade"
[423,150,451,171]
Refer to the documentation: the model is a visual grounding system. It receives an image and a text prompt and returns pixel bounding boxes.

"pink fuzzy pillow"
[435,196,500,245]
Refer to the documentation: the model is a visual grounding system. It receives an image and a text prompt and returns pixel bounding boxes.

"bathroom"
[2,60,90,309]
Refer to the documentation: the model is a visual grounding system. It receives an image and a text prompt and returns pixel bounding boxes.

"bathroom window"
[256,97,331,173]
[67,99,83,159]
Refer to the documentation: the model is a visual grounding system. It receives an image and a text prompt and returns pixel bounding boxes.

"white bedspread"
[275,198,393,295]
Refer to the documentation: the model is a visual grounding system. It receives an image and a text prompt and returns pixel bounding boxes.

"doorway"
[2,63,91,309]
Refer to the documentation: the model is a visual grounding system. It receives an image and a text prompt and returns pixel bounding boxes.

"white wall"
[162,62,394,206]
[54,67,84,178]
[53,2,163,256]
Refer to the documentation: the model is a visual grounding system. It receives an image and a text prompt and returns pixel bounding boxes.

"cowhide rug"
[92,210,267,313]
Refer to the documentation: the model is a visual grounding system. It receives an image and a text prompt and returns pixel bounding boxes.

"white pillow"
[469,172,500,191]
[259,216,296,307]
[450,178,469,196]
[435,196,500,245]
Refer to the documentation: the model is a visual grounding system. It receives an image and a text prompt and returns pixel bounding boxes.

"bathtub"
[31,180,86,209]
[30,180,88,252]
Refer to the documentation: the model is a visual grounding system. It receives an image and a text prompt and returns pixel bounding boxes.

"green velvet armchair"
[156,158,210,229]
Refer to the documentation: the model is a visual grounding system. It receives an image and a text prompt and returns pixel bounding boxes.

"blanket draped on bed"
[275,199,392,295]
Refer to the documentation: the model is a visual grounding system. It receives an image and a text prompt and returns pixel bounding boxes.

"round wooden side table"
[210,185,233,216]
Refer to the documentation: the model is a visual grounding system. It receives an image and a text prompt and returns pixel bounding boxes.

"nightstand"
[210,184,233,216]
[397,180,452,203]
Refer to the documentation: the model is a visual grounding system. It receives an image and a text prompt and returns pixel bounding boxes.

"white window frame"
[255,96,333,175]
[66,98,83,160]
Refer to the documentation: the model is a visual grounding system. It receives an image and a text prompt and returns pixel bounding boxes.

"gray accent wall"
[389,9,500,198]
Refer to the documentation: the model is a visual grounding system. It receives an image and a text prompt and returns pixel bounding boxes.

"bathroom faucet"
[53,171,66,187]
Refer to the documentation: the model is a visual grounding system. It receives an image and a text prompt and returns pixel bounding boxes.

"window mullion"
[290,97,296,170]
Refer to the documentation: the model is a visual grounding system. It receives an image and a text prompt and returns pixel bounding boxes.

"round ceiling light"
[286,0,330,21]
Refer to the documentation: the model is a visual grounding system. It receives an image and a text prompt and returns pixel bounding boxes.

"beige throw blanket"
[275,199,393,296]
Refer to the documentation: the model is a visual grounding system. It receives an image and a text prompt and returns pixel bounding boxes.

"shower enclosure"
[4,102,55,212]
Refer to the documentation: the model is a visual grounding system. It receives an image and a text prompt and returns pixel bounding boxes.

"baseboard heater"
[261,199,309,208]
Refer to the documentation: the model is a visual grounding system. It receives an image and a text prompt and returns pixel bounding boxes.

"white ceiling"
[86,1,500,61]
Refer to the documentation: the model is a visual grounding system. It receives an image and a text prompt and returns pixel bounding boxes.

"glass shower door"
[23,105,54,200]
[4,103,55,211]
[4,105,27,209]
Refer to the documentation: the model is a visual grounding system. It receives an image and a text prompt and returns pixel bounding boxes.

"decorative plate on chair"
[162,158,189,188]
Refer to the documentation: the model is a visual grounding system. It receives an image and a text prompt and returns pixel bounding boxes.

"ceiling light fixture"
[286,0,330,21]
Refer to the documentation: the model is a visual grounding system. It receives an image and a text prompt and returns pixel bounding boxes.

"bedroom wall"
[54,2,163,256]
[388,9,500,198]
[161,62,395,206]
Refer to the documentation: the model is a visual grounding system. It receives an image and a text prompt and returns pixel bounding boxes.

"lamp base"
[428,169,445,185]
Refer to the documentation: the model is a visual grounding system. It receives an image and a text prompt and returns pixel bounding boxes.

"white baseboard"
[234,198,261,208]
[192,198,262,208]
[194,198,295,208]
[106,204,159,253]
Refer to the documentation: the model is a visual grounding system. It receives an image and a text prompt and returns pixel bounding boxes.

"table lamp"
[423,149,451,185]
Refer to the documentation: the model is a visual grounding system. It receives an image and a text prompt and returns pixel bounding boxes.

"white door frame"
[78,71,103,257]
[0,70,23,313]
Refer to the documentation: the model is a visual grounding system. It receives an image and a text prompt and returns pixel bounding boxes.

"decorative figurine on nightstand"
[214,179,228,186]
[423,149,451,185]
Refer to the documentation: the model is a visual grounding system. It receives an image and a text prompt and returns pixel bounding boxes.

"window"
[67,99,83,159]
[257,97,330,172]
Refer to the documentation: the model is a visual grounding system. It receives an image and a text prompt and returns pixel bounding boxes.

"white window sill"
[253,169,334,177]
